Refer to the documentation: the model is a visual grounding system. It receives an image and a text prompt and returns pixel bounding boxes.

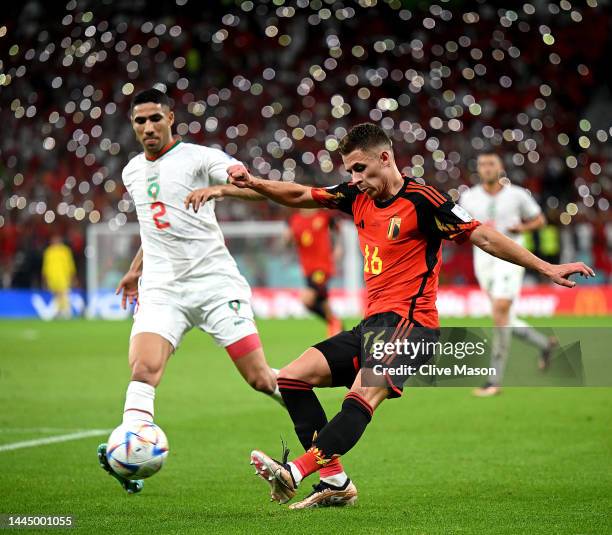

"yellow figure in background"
[42,235,76,319]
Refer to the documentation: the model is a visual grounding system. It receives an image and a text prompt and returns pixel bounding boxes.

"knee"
[278,365,301,382]
[493,312,510,327]
[302,295,316,309]
[278,349,331,387]
[278,364,322,388]
[492,314,505,327]
[492,304,511,326]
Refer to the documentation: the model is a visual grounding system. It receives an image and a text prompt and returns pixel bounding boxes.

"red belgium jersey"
[288,210,336,278]
[312,177,480,328]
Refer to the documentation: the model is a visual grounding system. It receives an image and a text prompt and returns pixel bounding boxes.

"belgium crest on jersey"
[387,216,402,240]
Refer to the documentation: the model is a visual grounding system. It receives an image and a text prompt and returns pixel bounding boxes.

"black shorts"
[305,271,329,300]
[313,312,439,398]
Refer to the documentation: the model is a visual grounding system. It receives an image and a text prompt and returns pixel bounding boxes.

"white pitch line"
[0,428,96,434]
[0,429,110,453]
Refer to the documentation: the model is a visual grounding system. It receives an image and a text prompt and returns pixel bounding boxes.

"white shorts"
[131,289,258,352]
[475,259,525,300]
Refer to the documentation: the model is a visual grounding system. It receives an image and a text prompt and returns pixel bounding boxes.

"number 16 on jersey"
[364,244,383,275]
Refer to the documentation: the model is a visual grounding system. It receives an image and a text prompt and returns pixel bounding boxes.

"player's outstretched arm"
[227,164,319,208]
[469,225,595,288]
[184,184,265,212]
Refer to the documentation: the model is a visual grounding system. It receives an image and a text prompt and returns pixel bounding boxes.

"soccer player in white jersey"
[459,153,557,397]
[97,88,281,493]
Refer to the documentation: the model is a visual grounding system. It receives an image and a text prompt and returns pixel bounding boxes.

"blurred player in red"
[287,209,343,336]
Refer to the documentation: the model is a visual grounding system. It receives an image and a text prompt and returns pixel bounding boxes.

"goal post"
[85,220,363,319]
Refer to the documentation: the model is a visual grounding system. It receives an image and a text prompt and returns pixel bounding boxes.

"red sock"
[319,456,344,478]
[292,446,329,478]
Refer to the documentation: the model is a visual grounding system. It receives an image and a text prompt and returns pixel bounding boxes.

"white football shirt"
[459,181,542,271]
[121,140,251,302]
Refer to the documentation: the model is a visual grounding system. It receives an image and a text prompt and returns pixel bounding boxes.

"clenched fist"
[227,164,257,188]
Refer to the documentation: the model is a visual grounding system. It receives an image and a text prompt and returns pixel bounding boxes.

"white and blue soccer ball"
[106,421,169,480]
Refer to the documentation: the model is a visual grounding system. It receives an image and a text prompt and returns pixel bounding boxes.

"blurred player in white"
[460,153,558,396]
[97,88,281,493]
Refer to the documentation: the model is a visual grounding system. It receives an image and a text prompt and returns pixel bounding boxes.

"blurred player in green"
[41,235,76,319]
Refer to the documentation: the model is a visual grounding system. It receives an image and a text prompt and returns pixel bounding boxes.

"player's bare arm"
[116,246,143,309]
[507,213,546,233]
[469,225,595,288]
[184,184,265,213]
[227,164,319,208]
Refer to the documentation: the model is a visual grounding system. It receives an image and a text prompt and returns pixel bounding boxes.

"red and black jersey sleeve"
[406,181,480,243]
[311,182,358,216]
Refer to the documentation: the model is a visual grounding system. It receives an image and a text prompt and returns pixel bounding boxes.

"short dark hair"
[338,123,392,155]
[131,88,171,111]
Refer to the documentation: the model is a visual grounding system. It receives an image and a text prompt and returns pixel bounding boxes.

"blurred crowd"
[1,0,611,289]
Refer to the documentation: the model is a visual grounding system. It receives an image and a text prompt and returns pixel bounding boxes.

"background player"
[460,153,558,397]
[41,234,77,319]
[97,89,282,493]
[227,123,594,509]
[287,209,343,336]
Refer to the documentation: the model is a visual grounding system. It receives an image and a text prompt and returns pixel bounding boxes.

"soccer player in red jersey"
[228,123,594,509]
[287,209,343,336]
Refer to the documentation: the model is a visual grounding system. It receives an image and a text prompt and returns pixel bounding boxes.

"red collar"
[145,138,181,161]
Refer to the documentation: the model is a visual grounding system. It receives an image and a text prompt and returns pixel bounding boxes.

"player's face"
[131,102,174,154]
[477,155,504,183]
[342,148,392,199]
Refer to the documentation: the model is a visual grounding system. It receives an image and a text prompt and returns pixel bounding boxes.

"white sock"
[123,381,155,423]
[321,471,348,487]
[489,326,511,385]
[270,384,282,401]
[269,368,285,407]
[288,462,303,486]
[511,316,550,350]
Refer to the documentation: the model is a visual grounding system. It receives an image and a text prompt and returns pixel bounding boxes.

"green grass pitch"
[0,316,610,534]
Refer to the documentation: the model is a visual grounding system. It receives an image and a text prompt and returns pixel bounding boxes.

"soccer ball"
[106,420,169,480]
